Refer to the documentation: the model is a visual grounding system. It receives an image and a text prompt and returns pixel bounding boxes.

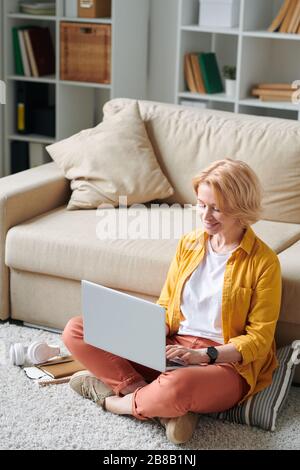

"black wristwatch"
[206,346,218,364]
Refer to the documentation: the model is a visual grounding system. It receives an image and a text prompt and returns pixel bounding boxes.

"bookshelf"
[175,0,300,120]
[2,0,150,176]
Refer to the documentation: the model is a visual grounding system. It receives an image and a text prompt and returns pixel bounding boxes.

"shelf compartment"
[239,36,300,101]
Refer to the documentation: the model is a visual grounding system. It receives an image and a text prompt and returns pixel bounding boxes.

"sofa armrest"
[0,162,70,320]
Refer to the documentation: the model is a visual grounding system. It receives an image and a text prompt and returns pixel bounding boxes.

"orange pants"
[63,316,249,420]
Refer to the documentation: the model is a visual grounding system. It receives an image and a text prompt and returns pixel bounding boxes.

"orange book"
[190,53,206,93]
[287,0,300,32]
[279,0,298,32]
[256,83,295,90]
[184,53,197,93]
[252,88,293,98]
[268,0,291,32]
[260,95,293,102]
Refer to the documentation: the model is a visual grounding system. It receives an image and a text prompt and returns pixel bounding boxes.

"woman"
[63,158,282,444]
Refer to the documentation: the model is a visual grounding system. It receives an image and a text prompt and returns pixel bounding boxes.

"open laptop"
[82,280,186,372]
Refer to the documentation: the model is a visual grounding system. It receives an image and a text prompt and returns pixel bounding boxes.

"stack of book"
[20,2,56,16]
[251,83,297,102]
[268,0,300,33]
[184,52,224,94]
[12,25,55,77]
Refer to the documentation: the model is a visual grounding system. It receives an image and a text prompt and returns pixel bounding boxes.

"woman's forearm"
[199,343,242,364]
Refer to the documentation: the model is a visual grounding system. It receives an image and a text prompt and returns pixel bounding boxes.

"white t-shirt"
[178,238,233,344]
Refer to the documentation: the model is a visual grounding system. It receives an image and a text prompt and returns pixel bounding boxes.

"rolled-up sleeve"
[229,259,282,366]
[156,237,184,328]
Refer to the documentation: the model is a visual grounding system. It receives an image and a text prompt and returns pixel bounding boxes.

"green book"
[199,52,224,94]
[12,27,24,75]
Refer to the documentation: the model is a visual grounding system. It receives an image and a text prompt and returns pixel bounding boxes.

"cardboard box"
[78,0,111,18]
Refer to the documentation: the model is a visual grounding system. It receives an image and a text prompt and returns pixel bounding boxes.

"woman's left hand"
[166,345,206,365]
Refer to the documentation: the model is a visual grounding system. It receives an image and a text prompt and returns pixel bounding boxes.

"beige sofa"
[1,99,300,381]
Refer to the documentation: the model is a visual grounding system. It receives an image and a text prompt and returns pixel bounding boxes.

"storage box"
[78,0,111,18]
[199,0,240,28]
[60,22,111,83]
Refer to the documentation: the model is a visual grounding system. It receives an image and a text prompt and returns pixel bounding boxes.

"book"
[287,0,300,32]
[12,27,24,75]
[10,141,29,174]
[259,95,294,101]
[18,30,31,76]
[184,53,198,93]
[252,88,294,98]
[256,83,295,90]
[27,27,55,76]
[199,52,224,94]
[190,53,206,93]
[268,0,291,32]
[279,0,298,33]
[37,355,85,379]
[23,29,39,77]
[20,2,56,15]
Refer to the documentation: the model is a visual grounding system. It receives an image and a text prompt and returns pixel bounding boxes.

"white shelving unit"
[175,0,300,119]
[2,0,150,176]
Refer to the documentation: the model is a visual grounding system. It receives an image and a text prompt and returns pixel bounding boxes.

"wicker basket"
[60,22,111,83]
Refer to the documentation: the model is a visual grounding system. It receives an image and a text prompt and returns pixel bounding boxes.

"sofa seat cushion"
[5,206,300,298]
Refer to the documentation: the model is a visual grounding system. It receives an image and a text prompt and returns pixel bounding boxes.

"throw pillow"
[211,340,300,431]
[46,101,174,210]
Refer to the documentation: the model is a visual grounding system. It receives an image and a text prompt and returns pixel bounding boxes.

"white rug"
[1,322,300,450]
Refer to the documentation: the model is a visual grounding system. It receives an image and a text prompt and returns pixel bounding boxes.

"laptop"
[82,280,186,372]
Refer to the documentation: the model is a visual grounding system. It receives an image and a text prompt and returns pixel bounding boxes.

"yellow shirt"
[156,226,282,403]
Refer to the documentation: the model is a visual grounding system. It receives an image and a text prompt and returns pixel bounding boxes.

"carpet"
[0,322,299,450]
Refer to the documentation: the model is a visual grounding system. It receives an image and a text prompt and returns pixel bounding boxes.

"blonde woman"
[63,159,282,445]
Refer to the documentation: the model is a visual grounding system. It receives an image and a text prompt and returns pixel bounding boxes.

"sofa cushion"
[5,206,300,305]
[46,101,174,210]
[211,340,300,431]
[104,99,300,224]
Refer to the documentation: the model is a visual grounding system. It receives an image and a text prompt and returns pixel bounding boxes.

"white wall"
[147,0,178,103]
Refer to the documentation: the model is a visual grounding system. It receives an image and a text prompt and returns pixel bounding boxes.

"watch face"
[207,347,218,360]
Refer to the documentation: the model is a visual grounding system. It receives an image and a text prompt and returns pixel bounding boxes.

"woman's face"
[196,183,240,236]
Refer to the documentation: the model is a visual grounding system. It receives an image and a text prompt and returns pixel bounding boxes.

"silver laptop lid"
[82,280,167,372]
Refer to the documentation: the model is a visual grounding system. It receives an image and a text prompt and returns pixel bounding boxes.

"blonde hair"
[192,158,263,227]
